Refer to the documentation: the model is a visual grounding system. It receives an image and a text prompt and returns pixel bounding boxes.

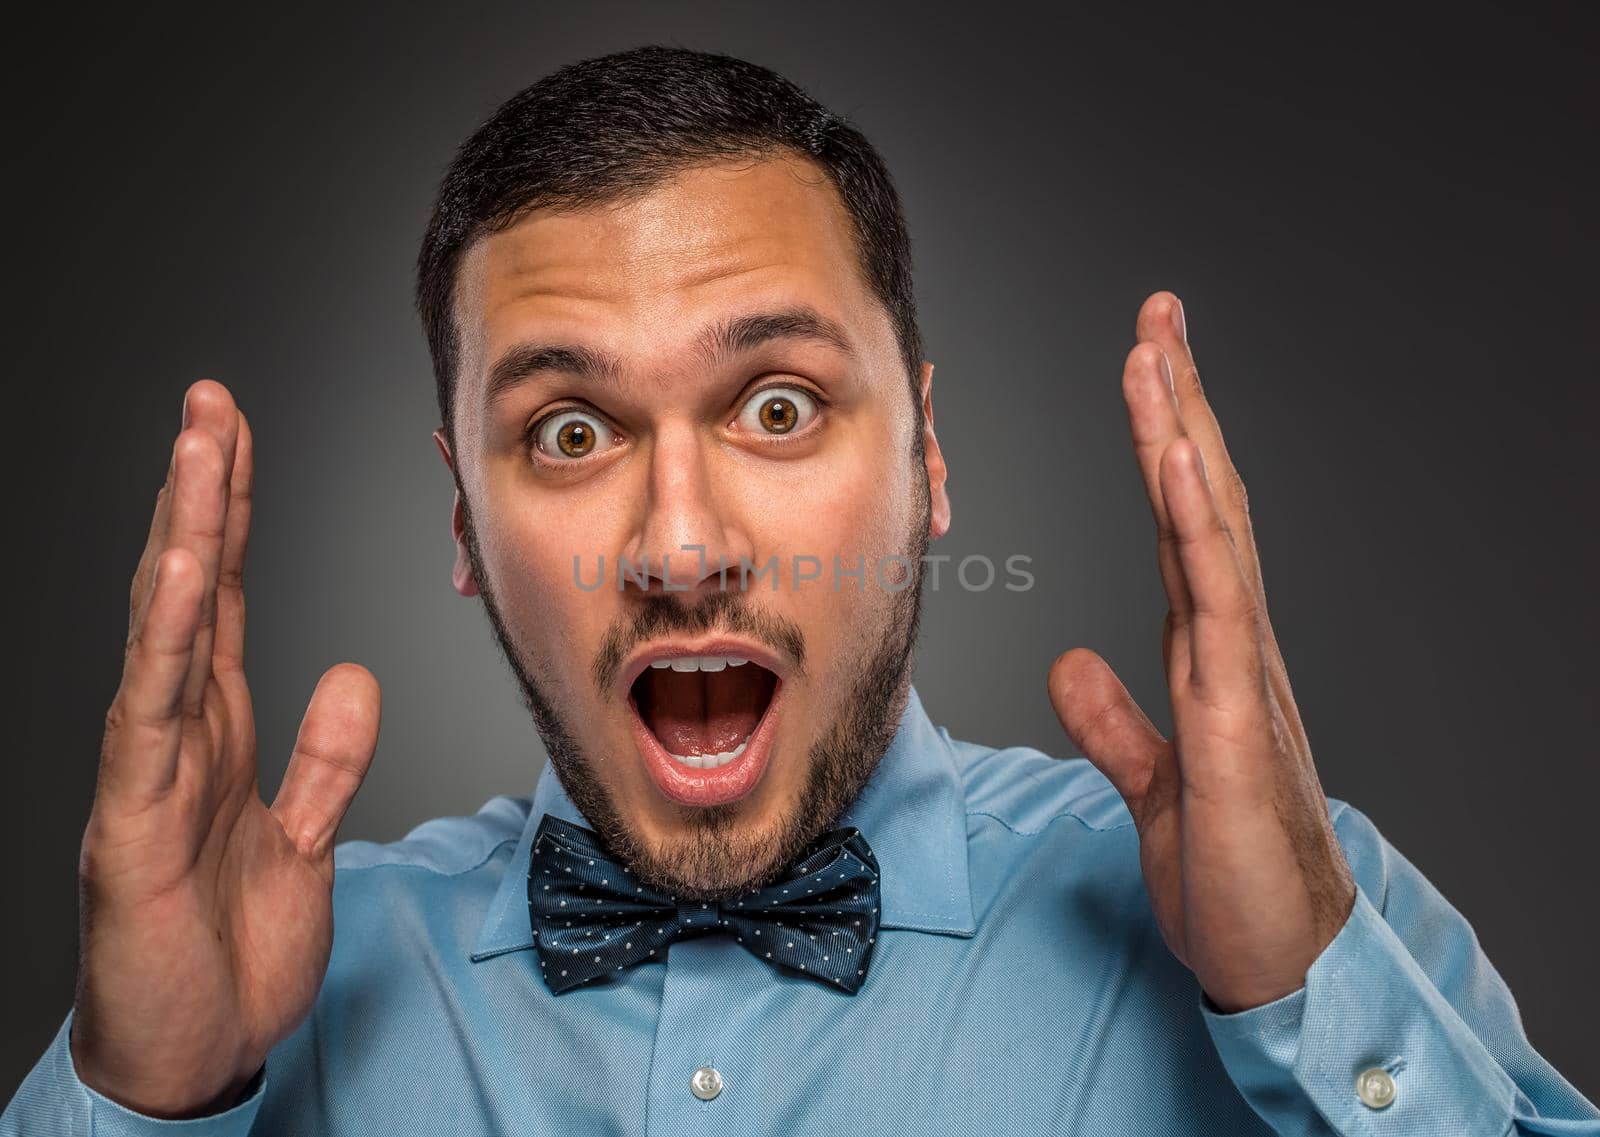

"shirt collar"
[470,683,975,962]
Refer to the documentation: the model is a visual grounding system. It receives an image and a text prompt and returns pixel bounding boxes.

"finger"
[103,548,206,799]
[1046,647,1168,818]
[126,381,236,652]
[1121,340,1195,636]
[271,663,382,867]
[1137,295,1311,750]
[1161,438,1263,707]
[166,429,228,716]
[178,384,241,709]
[126,399,185,650]
[168,391,240,716]
[1134,291,1263,596]
[212,409,254,673]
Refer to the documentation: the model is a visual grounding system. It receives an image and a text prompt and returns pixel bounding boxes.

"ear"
[433,427,480,598]
[918,361,951,540]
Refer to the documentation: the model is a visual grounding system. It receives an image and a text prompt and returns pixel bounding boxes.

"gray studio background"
[6,0,1596,1102]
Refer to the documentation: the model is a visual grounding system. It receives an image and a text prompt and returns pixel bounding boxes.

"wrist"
[1200,879,1359,1013]
[69,1015,261,1120]
[1202,976,1305,1015]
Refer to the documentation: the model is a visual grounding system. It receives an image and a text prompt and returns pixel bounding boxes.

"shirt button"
[1355,1066,1397,1110]
[690,1065,724,1101]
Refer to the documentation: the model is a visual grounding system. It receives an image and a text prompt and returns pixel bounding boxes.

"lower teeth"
[668,740,749,770]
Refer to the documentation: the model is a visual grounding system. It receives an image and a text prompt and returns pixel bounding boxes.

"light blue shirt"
[6,687,1596,1135]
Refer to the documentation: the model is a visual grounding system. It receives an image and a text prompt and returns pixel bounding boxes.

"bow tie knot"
[677,901,723,930]
[527,813,882,995]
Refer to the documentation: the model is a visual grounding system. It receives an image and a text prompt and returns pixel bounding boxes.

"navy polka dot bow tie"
[527,813,881,995]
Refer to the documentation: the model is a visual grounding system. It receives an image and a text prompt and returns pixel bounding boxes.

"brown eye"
[534,411,614,460]
[558,421,594,456]
[736,386,819,437]
[759,396,797,433]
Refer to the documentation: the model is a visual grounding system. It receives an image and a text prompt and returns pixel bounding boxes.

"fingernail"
[1158,350,1175,395]
[182,392,193,429]
[1191,444,1208,484]
[1170,298,1187,344]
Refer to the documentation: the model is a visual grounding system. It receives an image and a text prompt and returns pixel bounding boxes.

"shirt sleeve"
[1198,800,1600,1136]
[1,1010,267,1137]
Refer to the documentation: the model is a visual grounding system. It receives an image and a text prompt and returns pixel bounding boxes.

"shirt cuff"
[1200,886,1519,1136]
[3,1011,267,1136]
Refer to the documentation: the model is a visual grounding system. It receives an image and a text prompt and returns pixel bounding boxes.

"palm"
[74,381,380,1118]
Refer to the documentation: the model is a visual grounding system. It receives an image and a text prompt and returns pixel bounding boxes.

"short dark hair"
[415,44,925,446]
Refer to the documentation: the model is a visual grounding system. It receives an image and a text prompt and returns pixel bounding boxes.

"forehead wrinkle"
[688,304,858,376]
[471,176,870,411]
[483,297,856,407]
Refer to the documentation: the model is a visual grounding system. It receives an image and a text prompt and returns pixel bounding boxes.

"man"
[4,43,1595,1136]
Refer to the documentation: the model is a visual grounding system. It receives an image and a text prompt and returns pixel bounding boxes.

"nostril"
[612,550,722,593]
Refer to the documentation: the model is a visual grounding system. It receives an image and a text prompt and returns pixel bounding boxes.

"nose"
[618,420,754,600]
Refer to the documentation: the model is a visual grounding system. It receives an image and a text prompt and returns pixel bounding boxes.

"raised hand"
[1047,293,1356,1013]
[71,380,382,1117]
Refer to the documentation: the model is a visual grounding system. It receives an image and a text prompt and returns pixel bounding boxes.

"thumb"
[271,662,382,865]
[1046,648,1165,815]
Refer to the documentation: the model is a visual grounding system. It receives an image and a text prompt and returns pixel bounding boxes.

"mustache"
[591,589,808,695]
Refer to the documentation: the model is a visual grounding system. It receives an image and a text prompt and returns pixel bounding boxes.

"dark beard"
[459,494,930,903]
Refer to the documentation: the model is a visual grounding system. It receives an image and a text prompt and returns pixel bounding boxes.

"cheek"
[733,430,918,687]
[473,483,631,669]
[743,411,917,549]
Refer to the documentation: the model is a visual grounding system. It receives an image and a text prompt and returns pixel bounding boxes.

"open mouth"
[625,646,783,806]
[633,655,778,767]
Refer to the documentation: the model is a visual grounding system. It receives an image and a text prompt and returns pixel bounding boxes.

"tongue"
[636,667,771,756]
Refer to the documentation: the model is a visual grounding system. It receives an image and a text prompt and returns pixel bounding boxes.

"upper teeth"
[649,655,750,672]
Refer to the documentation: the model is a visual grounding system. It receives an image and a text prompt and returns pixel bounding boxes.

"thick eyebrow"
[482,305,857,410]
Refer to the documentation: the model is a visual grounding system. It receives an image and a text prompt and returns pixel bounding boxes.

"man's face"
[436,152,950,901]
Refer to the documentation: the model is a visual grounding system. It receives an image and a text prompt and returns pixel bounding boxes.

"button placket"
[646,936,752,1135]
